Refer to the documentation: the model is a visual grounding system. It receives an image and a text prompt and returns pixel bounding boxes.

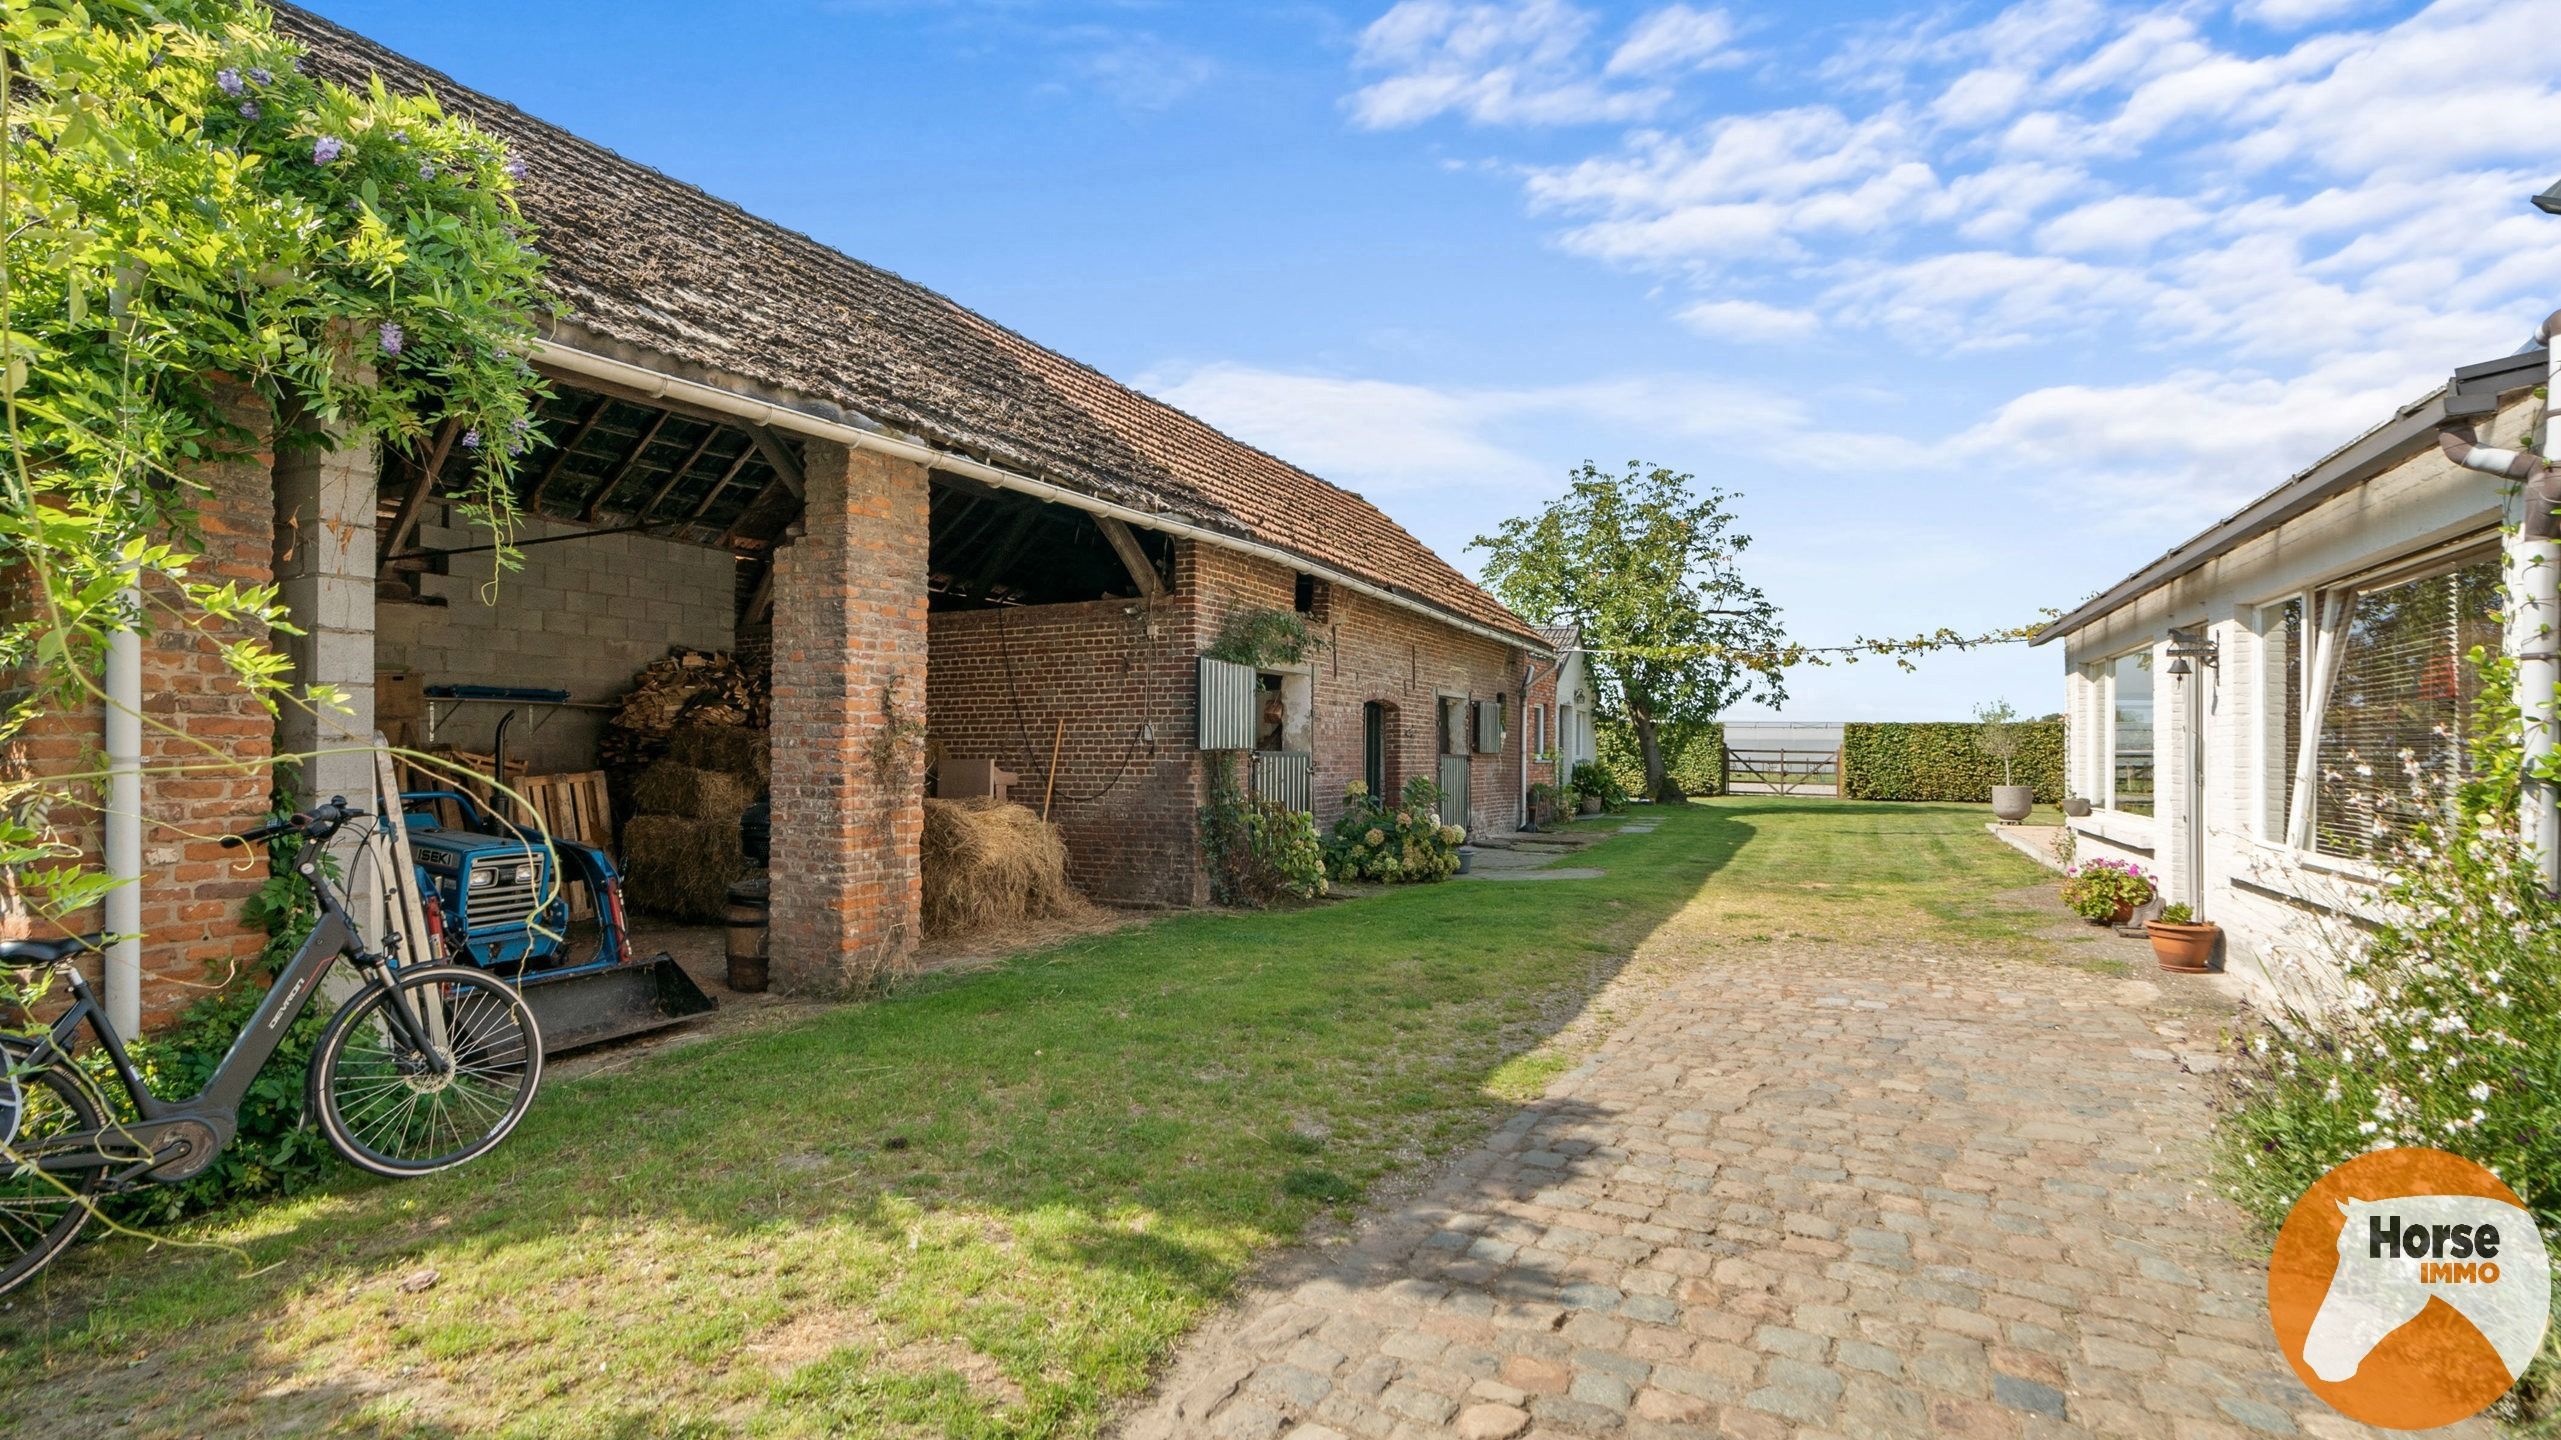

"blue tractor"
[398,787,716,1053]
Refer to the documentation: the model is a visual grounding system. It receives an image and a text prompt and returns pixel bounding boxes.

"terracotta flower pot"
[2146,920,2219,972]
[2095,902,2134,926]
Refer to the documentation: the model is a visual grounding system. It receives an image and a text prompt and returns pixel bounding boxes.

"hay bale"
[622,814,746,923]
[632,761,751,821]
[666,725,770,794]
[920,799,1089,938]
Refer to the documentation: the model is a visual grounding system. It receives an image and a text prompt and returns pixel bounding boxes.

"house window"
[2110,649,2154,816]
[2305,552,2500,858]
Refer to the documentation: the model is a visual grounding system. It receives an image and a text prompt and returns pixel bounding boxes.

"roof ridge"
[271,2,1543,645]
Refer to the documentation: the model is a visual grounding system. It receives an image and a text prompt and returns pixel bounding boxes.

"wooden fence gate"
[1721,746,1842,797]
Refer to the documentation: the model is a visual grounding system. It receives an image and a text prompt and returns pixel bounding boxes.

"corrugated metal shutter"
[1252,751,1314,813]
[1473,697,1503,754]
[1198,656,1256,750]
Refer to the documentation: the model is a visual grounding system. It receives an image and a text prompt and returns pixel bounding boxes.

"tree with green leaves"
[1475,461,1783,805]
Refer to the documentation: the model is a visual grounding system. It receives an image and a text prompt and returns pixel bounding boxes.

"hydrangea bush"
[1323,778,1464,883]
[2058,857,2152,920]
[1198,763,1326,906]
[2220,744,2559,1422]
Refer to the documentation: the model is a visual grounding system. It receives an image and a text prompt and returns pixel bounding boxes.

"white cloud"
[1138,362,1798,498]
[2033,193,2206,254]
[1347,0,1669,127]
[2238,0,2375,28]
[1606,5,1740,77]
[1675,299,1821,341]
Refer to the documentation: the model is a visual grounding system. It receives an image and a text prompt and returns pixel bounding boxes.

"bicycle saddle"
[0,934,102,966]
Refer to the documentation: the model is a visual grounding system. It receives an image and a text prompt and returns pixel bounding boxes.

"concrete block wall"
[377,506,741,773]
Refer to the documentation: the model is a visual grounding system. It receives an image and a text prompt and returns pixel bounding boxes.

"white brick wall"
[378,508,740,772]
[2055,392,2530,1003]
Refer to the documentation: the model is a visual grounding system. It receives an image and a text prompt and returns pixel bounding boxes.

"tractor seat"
[0,934,102,966]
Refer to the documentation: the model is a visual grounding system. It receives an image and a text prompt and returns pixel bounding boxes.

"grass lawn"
[0,798,2053,1438]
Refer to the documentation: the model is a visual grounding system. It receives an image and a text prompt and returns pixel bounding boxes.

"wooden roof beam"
[1095,515,1165,598]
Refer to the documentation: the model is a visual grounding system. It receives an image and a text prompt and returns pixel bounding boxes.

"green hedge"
[1841,720,2064,803]
[1595,717,1725,798]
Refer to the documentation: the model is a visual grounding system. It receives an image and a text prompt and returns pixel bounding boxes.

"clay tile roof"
[274,4,1544,648]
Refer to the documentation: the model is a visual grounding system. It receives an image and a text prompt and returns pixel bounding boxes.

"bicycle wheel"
[0,1052,106,1297]
[310,966,543,1178]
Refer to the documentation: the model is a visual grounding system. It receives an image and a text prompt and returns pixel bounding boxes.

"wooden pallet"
[509,771,613,921]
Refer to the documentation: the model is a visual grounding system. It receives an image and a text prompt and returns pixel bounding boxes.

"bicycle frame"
[17,852,431,1185]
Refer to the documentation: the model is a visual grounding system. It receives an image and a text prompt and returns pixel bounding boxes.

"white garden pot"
[1990,785,2035,824]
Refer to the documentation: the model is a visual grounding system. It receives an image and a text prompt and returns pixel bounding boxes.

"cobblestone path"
[1121,941,2479,1439]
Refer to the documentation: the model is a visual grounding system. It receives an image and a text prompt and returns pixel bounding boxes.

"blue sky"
[317,0,2561,720]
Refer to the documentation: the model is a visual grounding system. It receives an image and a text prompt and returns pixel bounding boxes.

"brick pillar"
[273,428,379,806]
[767,440,928,995]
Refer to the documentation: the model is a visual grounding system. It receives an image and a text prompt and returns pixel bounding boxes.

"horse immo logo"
[2269,1148,2551,1430]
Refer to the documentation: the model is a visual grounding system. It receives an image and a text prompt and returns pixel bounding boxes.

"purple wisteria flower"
[393,129,410,144]
[419,161,438,180]
[215,67,245,96]
[238,101,261,121]
[248,67,273,86]
[312,135,342,164]
[460,428,482,451]
[377,321,404,357]
[504,155,527,181]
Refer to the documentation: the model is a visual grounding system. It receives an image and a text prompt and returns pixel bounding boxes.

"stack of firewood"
[600,648,770,771]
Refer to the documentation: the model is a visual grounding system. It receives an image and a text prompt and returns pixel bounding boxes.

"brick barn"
[8,6,1550,1024]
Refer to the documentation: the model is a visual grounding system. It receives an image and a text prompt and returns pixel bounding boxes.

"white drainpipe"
[2435,307,2561,892]
[104,588,143,1036]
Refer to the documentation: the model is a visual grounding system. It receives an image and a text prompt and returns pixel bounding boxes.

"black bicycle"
[0,799,544,1295]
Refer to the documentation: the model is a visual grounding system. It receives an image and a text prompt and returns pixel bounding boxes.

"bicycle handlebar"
[222,797,370,850]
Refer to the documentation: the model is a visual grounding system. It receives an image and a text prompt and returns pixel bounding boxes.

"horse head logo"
[2301,1194,2548,1384]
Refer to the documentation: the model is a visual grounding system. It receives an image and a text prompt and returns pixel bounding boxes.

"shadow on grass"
[0,803,1771,1437]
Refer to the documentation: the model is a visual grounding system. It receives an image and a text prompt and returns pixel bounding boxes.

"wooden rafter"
[380,418,460,570]
[747,426,806,499]
[580,409,672,522]
[527,394,610,512]
[1094,516,1165,598]
[632,424,725,525]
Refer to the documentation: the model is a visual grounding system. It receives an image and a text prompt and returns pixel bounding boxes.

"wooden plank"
[1094,515,1165,598]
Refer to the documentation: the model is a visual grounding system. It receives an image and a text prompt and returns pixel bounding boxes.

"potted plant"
[2145,903,2219,972]
[1976,699,2033,823]
[1569,761,1624,815]
[2059,858,2153,925]
[1527,781,1564,829]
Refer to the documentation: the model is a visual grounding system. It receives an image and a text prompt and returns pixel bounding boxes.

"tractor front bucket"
[517,954,717,1054]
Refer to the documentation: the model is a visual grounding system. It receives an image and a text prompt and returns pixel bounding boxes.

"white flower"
[2468,1082,2491,1102]
[2359,1121,2380,1135]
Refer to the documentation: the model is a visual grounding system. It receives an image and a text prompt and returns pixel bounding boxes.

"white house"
[2034,339,2549,1000]
[1527,626,1600,806]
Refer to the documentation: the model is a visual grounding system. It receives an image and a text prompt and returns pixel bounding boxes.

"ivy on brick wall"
[1841,721,2065,803]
